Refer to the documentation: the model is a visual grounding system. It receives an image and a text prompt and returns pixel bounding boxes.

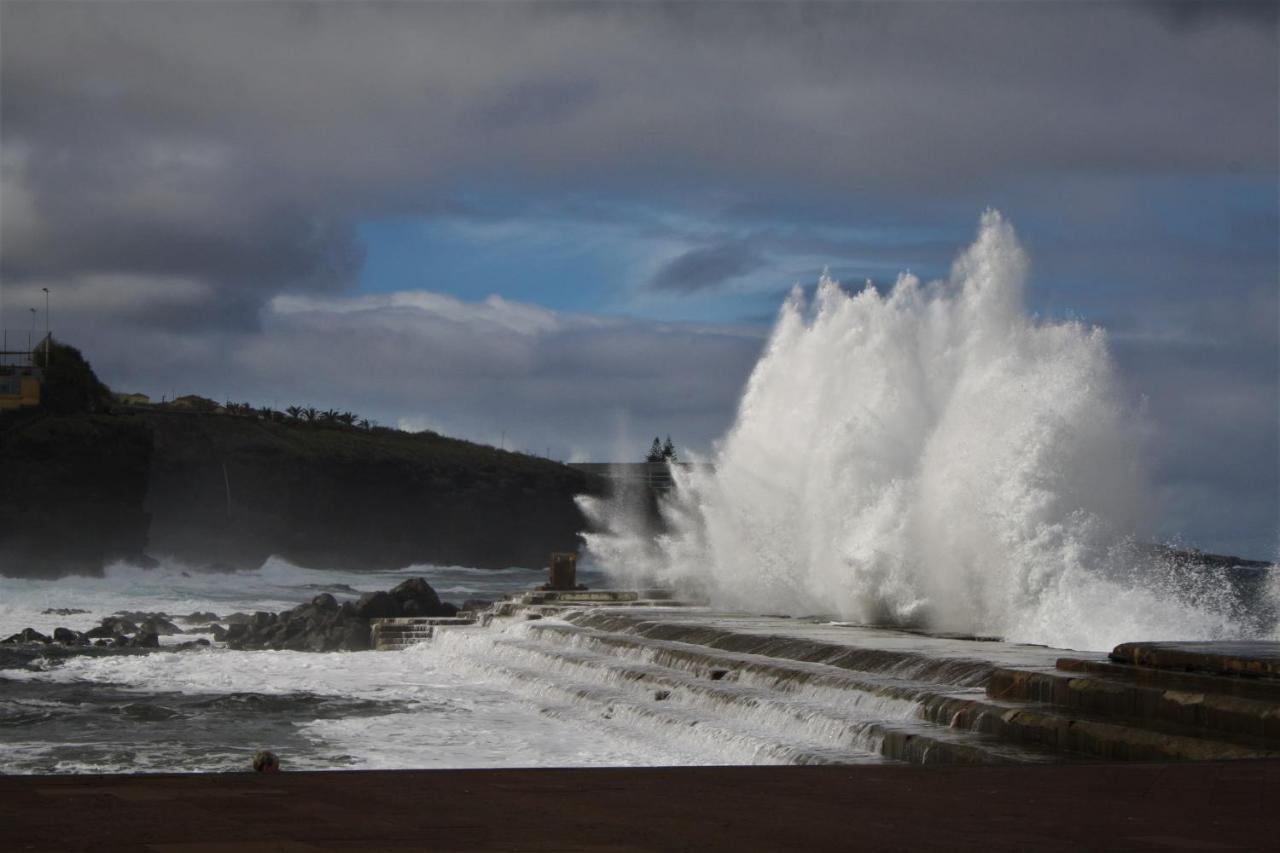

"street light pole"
[41,287,50,367]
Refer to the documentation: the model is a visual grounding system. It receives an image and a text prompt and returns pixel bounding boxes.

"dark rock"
[224,623,249,642]
[3,628,52,644]
[141,616,183,636]
[339,601,357,617]
[101,617,139,635]
[224,612,253,625]
[85,625,117,639]
[439,602,460,617]
[250,612,275,630]
[113,611,165,624]
[173,638,211,651]
[356,591,401,620]
[310,593,339,612]
[209,624,228,642]
[42,608,90,616]
[53,627,89,646]
[461,598,495,614]
[93,638,113,647]
[341,618,372,651]
[130,631,160,648]
[181,612,220,624]
[390,578,442,614]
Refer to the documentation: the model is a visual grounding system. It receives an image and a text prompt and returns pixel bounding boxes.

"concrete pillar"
[549,552,578,590]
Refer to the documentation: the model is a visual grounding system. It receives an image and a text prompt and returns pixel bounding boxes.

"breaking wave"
[582,211,1277,650]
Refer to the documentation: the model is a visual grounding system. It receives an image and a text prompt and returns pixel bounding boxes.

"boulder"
[141,616,183,636]
[461,598,495,614]
[390,578,442,614]
[355,591,401,620]
[53,627,89,646]
[130,631,160,648]
[182,611,220,624]
[341,618,373,652]
[2,628,52,644]
[102,617,140,635]
[439,602,460,617]
[310,593,339,612]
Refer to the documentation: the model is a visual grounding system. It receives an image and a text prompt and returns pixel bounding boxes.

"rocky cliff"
[1,407,603,577]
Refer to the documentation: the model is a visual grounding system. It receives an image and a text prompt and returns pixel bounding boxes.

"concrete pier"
[451,598,1280,766]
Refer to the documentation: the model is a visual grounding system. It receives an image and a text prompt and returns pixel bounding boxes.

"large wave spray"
[582,212,1276,650]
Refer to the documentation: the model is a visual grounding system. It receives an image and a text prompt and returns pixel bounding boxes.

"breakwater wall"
[430,593,1280,766]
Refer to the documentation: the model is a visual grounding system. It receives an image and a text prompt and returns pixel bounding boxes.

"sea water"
[0,558,720,774]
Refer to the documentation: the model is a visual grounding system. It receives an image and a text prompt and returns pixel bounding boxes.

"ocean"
[0,558,723,775]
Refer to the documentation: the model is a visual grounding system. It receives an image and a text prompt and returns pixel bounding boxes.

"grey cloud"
[650,242,765,293]
[3,1,1276,317]
[44,288,764,462]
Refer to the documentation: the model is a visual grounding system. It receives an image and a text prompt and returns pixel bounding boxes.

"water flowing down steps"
[424,602,1280,766]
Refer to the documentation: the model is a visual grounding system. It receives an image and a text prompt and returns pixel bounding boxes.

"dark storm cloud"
[1,1,1276,554]
[650,242,765,293]
[3,0,1275,322]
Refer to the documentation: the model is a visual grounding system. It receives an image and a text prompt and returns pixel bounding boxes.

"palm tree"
[337,411,357,427]
[358,418,371,430]
[302,407,319,423]
[285,405,302,421]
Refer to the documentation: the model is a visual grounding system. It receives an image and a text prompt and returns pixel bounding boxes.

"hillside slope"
[1,408,603,577]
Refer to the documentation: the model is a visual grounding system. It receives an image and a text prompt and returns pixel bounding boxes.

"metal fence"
[0,330,47,368]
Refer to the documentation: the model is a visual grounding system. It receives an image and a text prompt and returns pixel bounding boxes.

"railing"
[0,331,49,368]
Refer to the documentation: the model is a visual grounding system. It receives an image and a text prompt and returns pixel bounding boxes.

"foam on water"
[582,212,1278,651]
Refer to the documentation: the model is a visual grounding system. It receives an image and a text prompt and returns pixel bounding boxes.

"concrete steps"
[987,663,1280,742]
[540,606,1280,765]
[480,621,1069,766]
[370,617,476,651]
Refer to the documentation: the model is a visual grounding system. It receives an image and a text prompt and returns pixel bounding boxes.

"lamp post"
[41,287,50,367]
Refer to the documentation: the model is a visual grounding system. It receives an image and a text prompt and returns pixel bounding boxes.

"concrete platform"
[3,762,1276,851]
[1111,641,1280,680]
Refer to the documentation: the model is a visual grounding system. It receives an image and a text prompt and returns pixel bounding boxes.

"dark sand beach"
[4,761,1277,852]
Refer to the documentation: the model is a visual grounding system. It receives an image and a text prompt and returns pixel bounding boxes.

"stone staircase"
[369,616,476,651]
[392,591,1280,766]
[503,607,1280,765]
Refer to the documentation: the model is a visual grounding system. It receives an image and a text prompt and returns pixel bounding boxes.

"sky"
[1,1,1276,557]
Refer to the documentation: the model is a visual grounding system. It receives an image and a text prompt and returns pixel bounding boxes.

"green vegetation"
[33,340,113,416]
[645,435,677,463]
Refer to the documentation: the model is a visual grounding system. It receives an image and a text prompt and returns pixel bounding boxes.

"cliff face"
[0,409,603,577]
[0,413,153,577]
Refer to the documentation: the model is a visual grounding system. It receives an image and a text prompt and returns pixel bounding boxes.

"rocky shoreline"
[1,577,482,654]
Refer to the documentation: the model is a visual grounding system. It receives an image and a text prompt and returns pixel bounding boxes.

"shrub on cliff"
[35,340,112,415]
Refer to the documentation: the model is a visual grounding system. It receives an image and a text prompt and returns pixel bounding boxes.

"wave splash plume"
[583,212,1276,651]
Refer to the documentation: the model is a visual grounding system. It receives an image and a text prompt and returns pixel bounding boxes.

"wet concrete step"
[370,617,476,651]
[1109,641,1280,680]
[563,610,1003,687]
[527,621,979,708]
[988,664,1280,741]
[1056,656,1280,703]
[467,646,886,765]
[492,631,1066,766]
[920,691,1280,762]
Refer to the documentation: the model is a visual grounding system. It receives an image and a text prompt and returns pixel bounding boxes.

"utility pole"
[41,287,50,367]
[28,308,35,354]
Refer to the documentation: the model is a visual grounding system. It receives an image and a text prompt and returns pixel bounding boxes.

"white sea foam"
[0,556,553,639]
[582,211,1277,651]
